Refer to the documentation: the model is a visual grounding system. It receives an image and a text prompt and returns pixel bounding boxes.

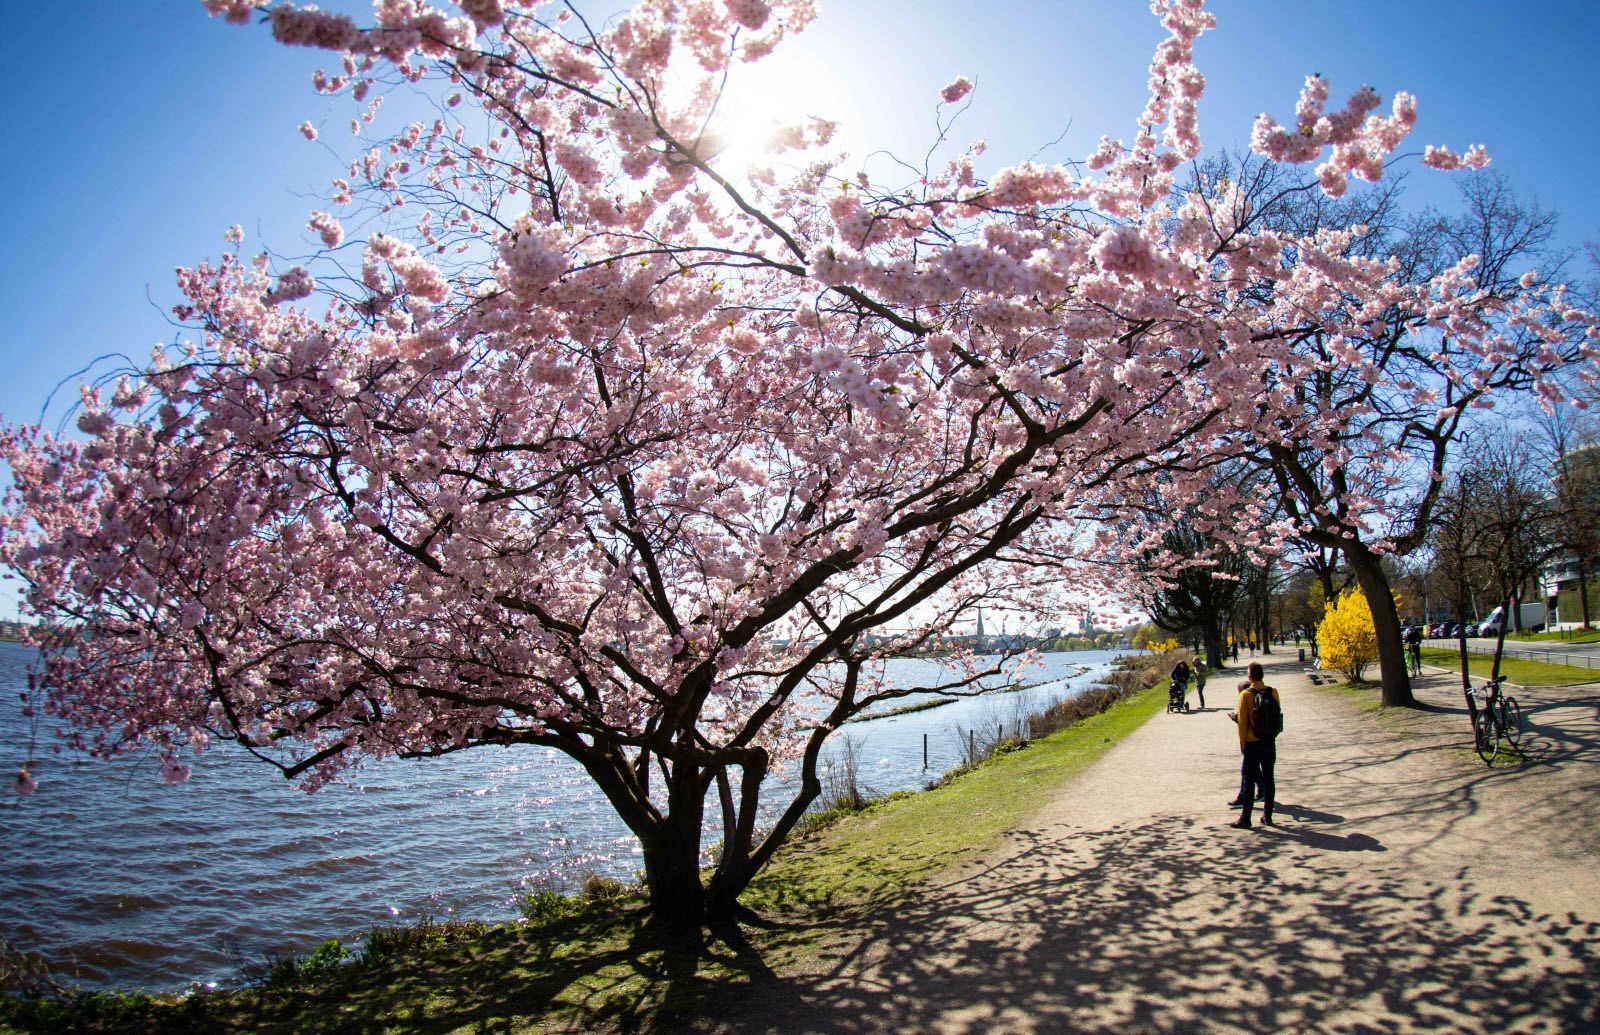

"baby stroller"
[1167,675,1190,713]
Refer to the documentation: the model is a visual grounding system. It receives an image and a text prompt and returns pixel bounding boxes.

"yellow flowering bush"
[1318,587,1378,681]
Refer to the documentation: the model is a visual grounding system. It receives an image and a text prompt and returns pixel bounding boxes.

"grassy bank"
[1,656,1172,1035]
[1419,647,1600,686]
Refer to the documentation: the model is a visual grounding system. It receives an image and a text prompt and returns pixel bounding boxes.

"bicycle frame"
[1465,675,1504,721]
[1466,675,1513,765]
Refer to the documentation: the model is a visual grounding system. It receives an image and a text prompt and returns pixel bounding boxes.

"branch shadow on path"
[703,813,1600,1035]
[695,668,1600,1035]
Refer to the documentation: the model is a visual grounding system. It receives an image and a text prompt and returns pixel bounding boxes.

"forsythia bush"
[1318,587,1378,681]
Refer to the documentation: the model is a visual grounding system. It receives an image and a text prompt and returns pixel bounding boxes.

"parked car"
[1477,603,1548,637]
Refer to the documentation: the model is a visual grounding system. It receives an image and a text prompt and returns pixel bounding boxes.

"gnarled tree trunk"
[1346,543,1416,707]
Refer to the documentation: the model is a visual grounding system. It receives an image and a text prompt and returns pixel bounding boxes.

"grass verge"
[1494,628,1600,644]
[1419,647,1600,686]
[745,674,1169,920]
[0,660,1171,1035]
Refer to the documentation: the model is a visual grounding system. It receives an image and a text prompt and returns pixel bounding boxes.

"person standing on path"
[1227,662,1281,829]
[1193,657,1207,709]
[1226,674,1259,808]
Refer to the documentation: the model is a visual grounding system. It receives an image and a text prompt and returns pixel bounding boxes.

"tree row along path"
[711,655,1600,1034]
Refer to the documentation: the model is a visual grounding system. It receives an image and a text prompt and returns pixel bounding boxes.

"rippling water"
[0,639,1125,990]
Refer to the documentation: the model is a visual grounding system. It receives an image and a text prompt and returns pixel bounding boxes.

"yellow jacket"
[1236,681,1282,750]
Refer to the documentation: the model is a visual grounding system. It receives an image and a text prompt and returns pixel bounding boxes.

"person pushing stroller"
[1168,657,1192,713]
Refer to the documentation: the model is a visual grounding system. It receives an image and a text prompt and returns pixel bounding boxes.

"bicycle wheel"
[1499,697,1522,750]
[1474,709,1500,765]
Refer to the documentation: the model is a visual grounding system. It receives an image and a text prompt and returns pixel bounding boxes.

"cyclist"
[1404,624,1422,677]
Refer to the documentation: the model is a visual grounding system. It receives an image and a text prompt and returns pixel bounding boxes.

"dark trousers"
[1195,681,1205,709]
[1240,740,1276,821]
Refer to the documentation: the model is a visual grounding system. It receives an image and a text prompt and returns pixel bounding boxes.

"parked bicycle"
[1465,675,1522,765]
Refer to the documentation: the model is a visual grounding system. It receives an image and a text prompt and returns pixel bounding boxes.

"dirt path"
[714,653,1600,1034]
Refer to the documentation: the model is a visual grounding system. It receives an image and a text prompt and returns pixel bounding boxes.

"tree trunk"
[1345,543,1416,707]
[1202,617,1226,670]
[703,755,771,924]
[1492,595,1511,679]
[639,769,709,932]
[1581,563,1592,630]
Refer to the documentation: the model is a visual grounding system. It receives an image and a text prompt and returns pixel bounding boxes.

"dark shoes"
[1261,816,1275,827]
[1228,818,1252,829]
[1227,799,1244,807]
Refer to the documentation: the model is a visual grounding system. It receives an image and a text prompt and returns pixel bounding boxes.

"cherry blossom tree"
[3,0,1588,928]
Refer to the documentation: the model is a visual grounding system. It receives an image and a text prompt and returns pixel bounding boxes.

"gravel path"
[713,652,1600,1034]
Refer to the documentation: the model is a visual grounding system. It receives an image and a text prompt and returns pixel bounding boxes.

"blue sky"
[1,0,1597,620]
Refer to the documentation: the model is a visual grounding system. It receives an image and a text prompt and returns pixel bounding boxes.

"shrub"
[516,872,638,927]
[263,938,351,990]
[358,917,494,966]
[518,880,579,926]
[1318,587,1378,681]
[818,732,871,813]
[579,874,631,906]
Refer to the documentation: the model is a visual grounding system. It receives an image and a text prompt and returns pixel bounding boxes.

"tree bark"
[1202,616,1226,670]
[640,781,709,932]
[1345,543,1417,707]
[1492,595,1511,679]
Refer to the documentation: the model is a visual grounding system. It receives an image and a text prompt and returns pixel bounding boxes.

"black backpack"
[1252,686,1283,741]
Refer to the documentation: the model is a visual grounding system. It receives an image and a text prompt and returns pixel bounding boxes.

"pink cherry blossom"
[264,265,316,304]
[725,0,771,30]
[158,757,192,786]
[308,210,344,249]
[458,0,505,32]
[940,76,973,104]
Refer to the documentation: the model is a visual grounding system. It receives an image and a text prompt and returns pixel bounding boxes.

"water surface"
[0,640,1126,989]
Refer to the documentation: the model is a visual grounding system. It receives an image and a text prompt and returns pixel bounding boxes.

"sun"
[700,46,862,178]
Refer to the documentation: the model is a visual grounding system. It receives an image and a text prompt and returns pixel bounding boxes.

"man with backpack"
[1226,662,1282,829]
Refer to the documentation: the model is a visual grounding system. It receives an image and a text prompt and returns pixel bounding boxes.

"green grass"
[1419,647,1600,686]
[1495,627,1600,644]
[0,677,1170,1035]
[746,680,1168,917]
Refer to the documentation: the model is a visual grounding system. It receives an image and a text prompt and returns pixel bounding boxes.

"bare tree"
[1474,439,1561,673]
[1526,402,1600,628]
[1428,470,1492,691]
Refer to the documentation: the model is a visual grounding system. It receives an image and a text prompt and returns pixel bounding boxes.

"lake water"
[0,639,1128,991]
